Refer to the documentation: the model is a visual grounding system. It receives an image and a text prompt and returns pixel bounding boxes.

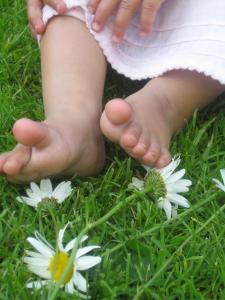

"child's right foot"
[0,16,107,184]
[0,116,105,183]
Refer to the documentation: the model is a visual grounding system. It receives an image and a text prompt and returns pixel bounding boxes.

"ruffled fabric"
[42,0,225,84]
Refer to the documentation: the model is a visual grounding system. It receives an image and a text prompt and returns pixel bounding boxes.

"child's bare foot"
[100,86,172,168]
[100,71,224,168]
[0,116,105,183]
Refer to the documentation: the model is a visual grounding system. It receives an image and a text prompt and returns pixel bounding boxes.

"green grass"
[0,1,225,299]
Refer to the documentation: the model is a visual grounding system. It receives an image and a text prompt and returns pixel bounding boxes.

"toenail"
[140,143,147,151]
[150,152,157,160]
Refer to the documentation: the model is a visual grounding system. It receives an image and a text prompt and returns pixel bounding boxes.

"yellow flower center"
[49,252,73,284]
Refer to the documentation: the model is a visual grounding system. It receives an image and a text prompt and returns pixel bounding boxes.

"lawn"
[0,1,225,299]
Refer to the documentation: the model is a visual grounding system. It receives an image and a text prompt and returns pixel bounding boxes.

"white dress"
[42,0,225,84]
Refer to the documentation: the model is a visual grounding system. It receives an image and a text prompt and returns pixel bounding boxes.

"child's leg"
[100,70,224,167]
[0,16,107,182]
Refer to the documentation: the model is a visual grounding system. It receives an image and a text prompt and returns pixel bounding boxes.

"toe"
[142,139,161,165]
[105,99,132,125]
[3,146,31,176]
[13,118,50,148]
[3,158,23,176]
[130,132,150,157]
[155,148,172,168]
[0,154,9,174]
[120,123,142,149]
[100,111,123,142]
[132,142,148,157]
[101,99,135,145]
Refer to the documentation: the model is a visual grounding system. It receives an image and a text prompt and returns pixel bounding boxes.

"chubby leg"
[0,16,106,182]
[100,71,224,167]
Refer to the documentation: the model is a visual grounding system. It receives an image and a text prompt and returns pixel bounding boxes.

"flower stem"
[46,204,60,298]
[48,192,138,300]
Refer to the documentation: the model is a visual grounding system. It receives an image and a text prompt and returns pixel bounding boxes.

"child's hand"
[89,0,165,42]
[27,0,68,37]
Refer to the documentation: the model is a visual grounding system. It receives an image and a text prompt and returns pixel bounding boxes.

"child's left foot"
[100,82,173,168]
[100,71,224,167]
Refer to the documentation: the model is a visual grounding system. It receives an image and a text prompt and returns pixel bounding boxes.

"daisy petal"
[27,265,51,279]
[30,182,42,198]
[213,178,225,192]
[171,204,178,218]
[16,196,38,207]
[26,280,50,289]
[25,250,47,259]
[128,177,144,190]
[167,185,189,193]
[65,281,89,300]
[220,169,225,185]
[65,279,75,294]
[27,237,54,258]
[159,158,180,179]
[76,246,100,258]
[165,169,185,184]
[40,179,53,198]
[142,165,151,173]
[76,256,101,271]
[162,199,172,220]
[52,181,72,203]
[65,235,88,252]
[157,198,164,209]
[177,179,192,187]
[35,231,54,251]
[57,223,70,251]
[73,272,88,292]
[25,188,34,198]
[167,193,190,208]
[23,256,50,267]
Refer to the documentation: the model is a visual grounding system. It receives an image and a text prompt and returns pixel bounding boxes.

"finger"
[88,0,101,14]
[113,0,140,42]
[92,0,120,32]
[44,0,68,14]
[27,0,45,36]
[140,0,164,36]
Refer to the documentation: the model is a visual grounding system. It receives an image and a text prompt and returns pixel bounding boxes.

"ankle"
[146,78,188,133]
[46,108,100,128]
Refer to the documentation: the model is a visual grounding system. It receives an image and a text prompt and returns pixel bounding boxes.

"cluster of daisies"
[16,157,225,298]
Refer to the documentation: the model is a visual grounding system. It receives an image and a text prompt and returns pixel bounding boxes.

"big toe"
[13,118,50,148]
[105,99,132,125]
[100,99,133,143]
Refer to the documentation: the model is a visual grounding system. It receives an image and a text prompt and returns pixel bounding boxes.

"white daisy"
[16,179,73,208]
[129,157,192,220]
[24,224,101,298]
[213,169,225,192]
